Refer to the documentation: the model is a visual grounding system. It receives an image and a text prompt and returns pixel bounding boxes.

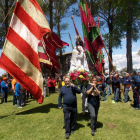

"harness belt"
[125,84,130,87]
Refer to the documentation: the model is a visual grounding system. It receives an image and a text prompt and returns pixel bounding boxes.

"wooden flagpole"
[69,33,74,50]
[103,46,116,73]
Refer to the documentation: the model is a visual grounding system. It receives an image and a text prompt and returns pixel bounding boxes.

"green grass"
[0,91,140,140]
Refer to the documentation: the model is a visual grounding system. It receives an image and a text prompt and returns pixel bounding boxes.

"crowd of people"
[1,70,140,139]
[0,74,66,108]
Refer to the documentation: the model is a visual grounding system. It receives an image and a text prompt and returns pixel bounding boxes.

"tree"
[0,0,15,49]
[52,0,77,74]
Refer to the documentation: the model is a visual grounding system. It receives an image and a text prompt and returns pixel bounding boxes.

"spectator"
[112,74,122,103]
[101,77,107,102]
[52,77,56,93]
[21,88,27,106]
[103,71,112,95]
[15,82,22,108]
[43,75,48,97]
[47,76,52,94]
[11,78,17,105]
[1,77,8,104]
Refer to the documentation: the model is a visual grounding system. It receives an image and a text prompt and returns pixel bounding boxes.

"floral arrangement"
[68,69,92,85]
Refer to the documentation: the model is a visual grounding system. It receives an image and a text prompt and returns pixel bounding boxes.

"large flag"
[38,32,69,72]
[0,0,51,104]
[79,0,105,74]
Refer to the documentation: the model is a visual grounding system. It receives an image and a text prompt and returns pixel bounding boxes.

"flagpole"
[103,46,116,73]
[97,17,116,73]
[69,33,74,50]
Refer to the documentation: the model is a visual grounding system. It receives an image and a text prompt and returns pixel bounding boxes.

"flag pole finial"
[71,15,74,20]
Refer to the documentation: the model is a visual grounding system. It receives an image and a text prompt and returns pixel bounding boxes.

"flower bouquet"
[68,69,91,86]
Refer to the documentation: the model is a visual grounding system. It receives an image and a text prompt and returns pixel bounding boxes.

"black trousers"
[63,106,77,135]
[48,87,51,94]
[52,86,55,93]
[88,103,99,130]
[1,92,8,103]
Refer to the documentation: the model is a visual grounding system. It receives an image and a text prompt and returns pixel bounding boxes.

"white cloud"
[132,45,136,48]
[136,47,140,51]
[104,52,140,70]
[0,68,5,76]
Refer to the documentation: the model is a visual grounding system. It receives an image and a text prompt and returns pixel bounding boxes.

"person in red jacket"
[47,76,52,94]
[52,77,56,93]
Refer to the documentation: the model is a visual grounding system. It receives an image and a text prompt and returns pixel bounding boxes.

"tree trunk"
[49,0,53,31]
[57,21,63,75]
[4,0,8,32]
[126,0,133,74]
[108,23,113,73]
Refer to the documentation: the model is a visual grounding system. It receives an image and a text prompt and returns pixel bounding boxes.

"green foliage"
[0,0,15,49]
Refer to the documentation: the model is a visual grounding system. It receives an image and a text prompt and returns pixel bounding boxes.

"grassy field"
[0,91,140,140]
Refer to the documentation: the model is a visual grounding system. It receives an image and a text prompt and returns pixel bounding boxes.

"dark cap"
[131,71,137,75]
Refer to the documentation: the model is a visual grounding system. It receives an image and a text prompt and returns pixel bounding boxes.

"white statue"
[69,36,89,72]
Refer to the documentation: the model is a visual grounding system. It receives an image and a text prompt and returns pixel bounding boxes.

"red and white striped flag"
[0,0,51,104]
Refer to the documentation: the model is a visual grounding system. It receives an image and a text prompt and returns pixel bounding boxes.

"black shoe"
[91,129,95,136]
[66,134,69,139]
[63,126,65,129]
[94,128,97,132]
[123,101,127,103]
[135,108,139,110]
[71,130,74,134]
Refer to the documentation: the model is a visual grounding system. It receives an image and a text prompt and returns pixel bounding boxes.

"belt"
[125,85,130,87]
[97,82,102,84]
[115,86,119,88]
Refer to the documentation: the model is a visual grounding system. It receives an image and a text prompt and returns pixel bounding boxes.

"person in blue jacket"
[58,77,81,139]
[131,71,140,109]
[112,74,122,103]
[1,77,8,104]
[15,82,22,108]
[122,73,132,102]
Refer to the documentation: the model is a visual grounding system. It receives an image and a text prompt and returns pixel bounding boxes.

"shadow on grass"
[0,116,10,119]
[16,103,58,115]
[77,113,90,121]
[87,121,103,128]
[75,122,85,131]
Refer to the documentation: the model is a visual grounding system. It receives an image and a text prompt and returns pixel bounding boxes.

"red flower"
[69,73,74,77]
[71,76,75,80]
[85,77,89,80]
[77,77,80,79]
[76,71,80,75]
[82,78,86,81]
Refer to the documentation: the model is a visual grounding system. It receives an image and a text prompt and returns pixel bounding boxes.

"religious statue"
[69,36,89,72]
